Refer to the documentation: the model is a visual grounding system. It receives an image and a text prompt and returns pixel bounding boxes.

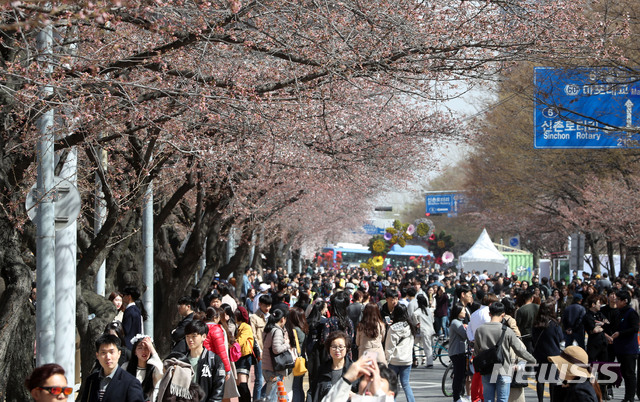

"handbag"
[252,341,261,364]
[473,325,507,375]
[230,342,242,362]
[511,366,528,388]
[292,329,308,377]
[270,328,295,371]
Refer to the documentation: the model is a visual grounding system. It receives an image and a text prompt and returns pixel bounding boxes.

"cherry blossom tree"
[464,59,640,277]
[0,0,623,395]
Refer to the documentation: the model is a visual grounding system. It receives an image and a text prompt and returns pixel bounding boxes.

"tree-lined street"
[1,0,639,399]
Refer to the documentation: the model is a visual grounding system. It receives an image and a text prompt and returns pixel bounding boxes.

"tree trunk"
[606,240,615,277]
[291,248,301,273]
[0,219,36,401]
[77,286,117,385]
[586,232,602,277]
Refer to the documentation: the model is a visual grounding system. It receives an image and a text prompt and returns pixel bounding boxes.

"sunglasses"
[38,386,73,396]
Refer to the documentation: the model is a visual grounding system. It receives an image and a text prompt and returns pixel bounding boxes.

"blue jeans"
[481,373,511,402]
[263,369,287,402]
[292,375,305,402]
[439,316,450,337]
[253,359,266,402]
[389,364,415,402]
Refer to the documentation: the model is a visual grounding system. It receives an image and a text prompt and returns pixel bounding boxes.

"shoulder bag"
[292,329,308,376]
[473,325,507,375]
[270,327,295,372]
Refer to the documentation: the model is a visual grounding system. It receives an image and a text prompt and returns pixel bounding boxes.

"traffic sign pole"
[55,148,77,396]
[142,181,154,337]
[35,24,56,366]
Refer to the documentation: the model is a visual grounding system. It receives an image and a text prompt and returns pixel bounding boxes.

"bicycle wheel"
[439,350,451,367]
[439,339,450,367]
[442,362,455,397]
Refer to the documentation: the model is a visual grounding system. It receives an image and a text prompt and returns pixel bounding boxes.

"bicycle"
[442,362,456,397]
[442,351,471,397]
[432,335,451,367]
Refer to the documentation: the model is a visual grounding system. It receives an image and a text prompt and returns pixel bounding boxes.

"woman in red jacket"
[204,307,231,375]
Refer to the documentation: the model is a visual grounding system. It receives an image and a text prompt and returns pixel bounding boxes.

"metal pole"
[55,149,77,396]
[94,143,107,296]
[142,182,153,336]
[35,24,56,366]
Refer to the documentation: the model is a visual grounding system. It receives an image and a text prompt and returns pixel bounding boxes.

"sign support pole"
[35,24,56,366]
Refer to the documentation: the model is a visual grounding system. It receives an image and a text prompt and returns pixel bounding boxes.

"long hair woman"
[286,307,309,402]
[448,302,468,402]
[414,294,436,367]
[122,335,164,402]
[532,299,563,402]
[262,308,290,402]
[306,299,328,400]
[434,286,450,337]
[584,294,610,399]
[108,291,124,322]
[356,303,387,364]
[222,303,237,337]
[320,291,354,352]
[385,304,417,402]
[216,306,239,402]
[203,307,232,374]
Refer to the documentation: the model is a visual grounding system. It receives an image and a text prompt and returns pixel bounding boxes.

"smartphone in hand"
[363,350,378,363]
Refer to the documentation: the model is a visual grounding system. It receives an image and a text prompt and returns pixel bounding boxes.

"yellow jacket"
[237,322,255,356]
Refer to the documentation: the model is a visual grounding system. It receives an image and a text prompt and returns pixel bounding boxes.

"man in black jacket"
[180,320,225,402]
[122,286,143,350]
[561,293,586,348]
[612,290,640,402]
[171,296,195,356]
[79,334,144,402]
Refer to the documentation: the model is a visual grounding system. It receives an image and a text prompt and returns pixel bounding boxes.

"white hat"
[259,283,270,292]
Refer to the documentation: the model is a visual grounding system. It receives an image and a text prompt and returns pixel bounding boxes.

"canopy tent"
[459,229,509,275]
[389,244,431,256]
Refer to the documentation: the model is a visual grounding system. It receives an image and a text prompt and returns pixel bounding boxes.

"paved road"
[393,363,625,402]
[252,358,628,402]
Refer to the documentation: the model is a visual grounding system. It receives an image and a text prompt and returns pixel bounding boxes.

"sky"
[378,80,495,206]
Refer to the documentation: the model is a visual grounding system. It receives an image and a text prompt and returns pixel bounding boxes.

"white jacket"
[384,321,414,366]
[414,307,435,338]
[321,378,392,402]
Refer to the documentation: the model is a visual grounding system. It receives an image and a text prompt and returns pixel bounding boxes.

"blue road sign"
[534,67,640,149]
[426,193,465,214]
[363,224,385,235]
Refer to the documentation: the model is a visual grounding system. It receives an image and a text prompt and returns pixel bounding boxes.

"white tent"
[459,229,508,275]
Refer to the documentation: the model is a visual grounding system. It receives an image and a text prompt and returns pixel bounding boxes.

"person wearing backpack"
[180,320,226,402]
[474,302,536,402]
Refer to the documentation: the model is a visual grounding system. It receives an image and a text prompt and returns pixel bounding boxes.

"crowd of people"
[25,265,640,402]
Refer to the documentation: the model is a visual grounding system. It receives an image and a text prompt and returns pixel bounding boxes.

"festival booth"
[459,228,509,276]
